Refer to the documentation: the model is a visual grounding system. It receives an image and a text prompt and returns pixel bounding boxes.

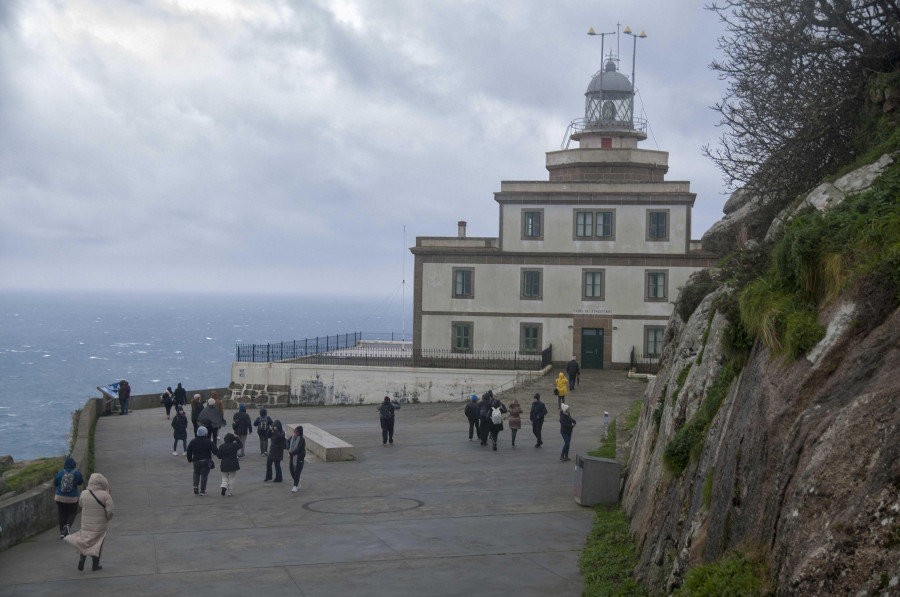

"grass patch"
[673,550,771,596]
[702,468,715,509]
[580,504,650,597]
[623,400,642,432]
[588,419,617,459]
[671,364,693,405]
[4,458,64,493]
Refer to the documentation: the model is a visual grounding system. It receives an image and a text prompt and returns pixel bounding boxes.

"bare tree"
[705,0,900,201]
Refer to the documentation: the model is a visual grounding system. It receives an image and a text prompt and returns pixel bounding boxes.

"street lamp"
[623,26,647,92]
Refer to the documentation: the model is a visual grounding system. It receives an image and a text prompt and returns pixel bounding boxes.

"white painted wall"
[230,362,546,404]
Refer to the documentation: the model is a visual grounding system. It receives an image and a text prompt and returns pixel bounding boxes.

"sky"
[0,0,730,298]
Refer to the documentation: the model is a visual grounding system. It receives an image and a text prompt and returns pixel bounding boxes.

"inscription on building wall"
[573,309,612,315]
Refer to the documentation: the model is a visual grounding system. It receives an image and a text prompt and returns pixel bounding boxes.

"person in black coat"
[529,393,548,448]
[559,404,576,462]
[232,404,253,458]
[186,426,218,495]
[566,357,580,391]
[487,398,508,451]
[254,408,273,456]
[171,407,189,456]
[265,420,286,482]
[190,395,203,437]
[161,387,174,419]
[216,433,242,496]
[173,382,187,408]
[378,396,401,446]
[288,425,306,492]
[477,392,493,446]
[464,395,480,441]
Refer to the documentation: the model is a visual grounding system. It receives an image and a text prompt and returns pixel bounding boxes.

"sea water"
[0,291,410,461]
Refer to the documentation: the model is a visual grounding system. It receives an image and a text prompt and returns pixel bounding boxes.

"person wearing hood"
[477,392,493,446]
[555,372,568,408]
[53,457,85,539]
[190,394,203,437]
[507,399,523,447]
[161,387,174,419]
[488,398,508,451]
[254,408,273,455]
[186,426,218,495]
[464,394,480,441]
[216,433,242,496]
[63,473,114,572]
[566,356,580,391]
[171,406,189,456]
[173,382,187,408]
[264,420,286,483]
[232,404,252,458]
[378,396,401,446]
[530,393,548,448]
[288,425,306,492]
[559,403,576,462]
[117,380,131,415]
[198,398,225,444]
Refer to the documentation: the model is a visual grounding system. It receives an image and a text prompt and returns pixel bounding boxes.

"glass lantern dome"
[584,59,634,129]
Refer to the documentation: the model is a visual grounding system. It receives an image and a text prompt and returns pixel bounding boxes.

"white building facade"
[411,59,717,369]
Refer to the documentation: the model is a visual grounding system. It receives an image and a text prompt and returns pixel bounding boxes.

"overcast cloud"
[0,0,728,297]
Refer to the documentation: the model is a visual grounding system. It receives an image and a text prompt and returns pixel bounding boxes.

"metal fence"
[630,347,661,375]
[236,334,552,371]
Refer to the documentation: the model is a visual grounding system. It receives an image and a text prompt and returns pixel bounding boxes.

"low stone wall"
[227,362,548,406]
[103,388,229,415]
[0,398,99,551]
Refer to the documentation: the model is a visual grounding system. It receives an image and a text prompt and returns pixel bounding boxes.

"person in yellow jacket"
[555,372,568,408]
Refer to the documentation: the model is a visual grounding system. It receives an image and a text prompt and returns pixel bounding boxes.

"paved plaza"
[0,370,646,596]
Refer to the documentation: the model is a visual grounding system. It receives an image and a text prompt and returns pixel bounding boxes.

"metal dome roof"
[585,59,633,94]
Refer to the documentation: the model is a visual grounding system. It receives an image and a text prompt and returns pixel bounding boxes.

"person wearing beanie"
[377,396,401,446]
[53,457,85,538]
[288,425,306,492]
[264,420,286,482]
[186,426,218,495]
[190,394,203,437]
[231,403,252,458]
[171,406,189,456]
[216,433,242,496]
[198,397,225,444]
[464,394,480,441]
[530,393,548,448]
[487,397,508,451]
[559,403,576,462]
[477,393,493,446]
[254,408,273,455]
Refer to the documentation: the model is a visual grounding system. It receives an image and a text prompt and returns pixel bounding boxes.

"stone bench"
[284,423,354,462]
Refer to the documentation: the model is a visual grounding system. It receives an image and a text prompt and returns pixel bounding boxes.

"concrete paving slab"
[0,369,646,596]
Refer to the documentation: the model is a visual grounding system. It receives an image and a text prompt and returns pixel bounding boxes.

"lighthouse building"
[411,58,717,369]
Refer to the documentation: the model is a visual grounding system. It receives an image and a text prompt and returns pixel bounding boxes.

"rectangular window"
[575,211,593,238]
[583,270,605,300]
[521,269,542,300]
[452,322,473,352]
[648,210,669,241]
[520,323,542,353]
[646,270,668,301]
[596,211,614,238]
[523,210,543,239]
[645,327,665,356]
[452,268,473,298]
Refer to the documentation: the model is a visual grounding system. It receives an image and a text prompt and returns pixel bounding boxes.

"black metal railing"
[630,347,661,375]
[236,334,550,371]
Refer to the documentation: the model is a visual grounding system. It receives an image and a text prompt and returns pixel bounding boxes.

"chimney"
[457,220,467,238]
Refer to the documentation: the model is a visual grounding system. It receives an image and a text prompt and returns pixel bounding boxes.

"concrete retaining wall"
[104,388,229,415]
[228,362,548,406]
[0,398,99,551]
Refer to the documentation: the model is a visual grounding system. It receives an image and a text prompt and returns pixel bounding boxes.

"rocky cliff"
[622,157,900,596]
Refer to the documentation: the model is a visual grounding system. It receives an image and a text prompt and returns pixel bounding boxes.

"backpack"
[60,471,75,494]
[258,418,269,432]
[380,404,394,421]
[491,407,503,425]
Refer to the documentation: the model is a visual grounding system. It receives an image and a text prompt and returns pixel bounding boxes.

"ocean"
[0,290,410,461]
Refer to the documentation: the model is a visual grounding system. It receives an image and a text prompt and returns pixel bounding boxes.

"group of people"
[165,390,307,497]
[464,364,579,462]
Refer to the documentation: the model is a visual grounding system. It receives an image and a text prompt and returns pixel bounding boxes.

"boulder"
[722,188,753,215]
[833,153,894,194]
[0,455,12,469]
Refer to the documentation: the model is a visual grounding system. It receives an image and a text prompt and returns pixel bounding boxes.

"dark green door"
[581,328,604,369]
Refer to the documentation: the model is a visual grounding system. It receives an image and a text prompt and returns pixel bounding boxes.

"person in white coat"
[63,473,114,571]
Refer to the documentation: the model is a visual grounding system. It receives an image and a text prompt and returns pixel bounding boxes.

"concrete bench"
[284,423,354,462]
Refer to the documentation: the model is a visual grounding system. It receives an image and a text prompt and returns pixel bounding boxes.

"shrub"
[580,505,650,597]
[676,270,718,322]
[674,550,771,597]
[4,458,65,493]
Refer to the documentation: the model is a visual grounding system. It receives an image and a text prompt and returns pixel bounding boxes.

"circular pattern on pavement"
[302,496,424,514]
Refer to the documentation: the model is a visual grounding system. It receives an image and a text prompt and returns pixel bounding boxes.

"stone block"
[284,423,354,462]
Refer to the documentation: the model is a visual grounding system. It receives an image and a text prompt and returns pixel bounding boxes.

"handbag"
[207,459,216,470]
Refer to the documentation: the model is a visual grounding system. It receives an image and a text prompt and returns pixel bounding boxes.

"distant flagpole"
[402,224,406,342]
